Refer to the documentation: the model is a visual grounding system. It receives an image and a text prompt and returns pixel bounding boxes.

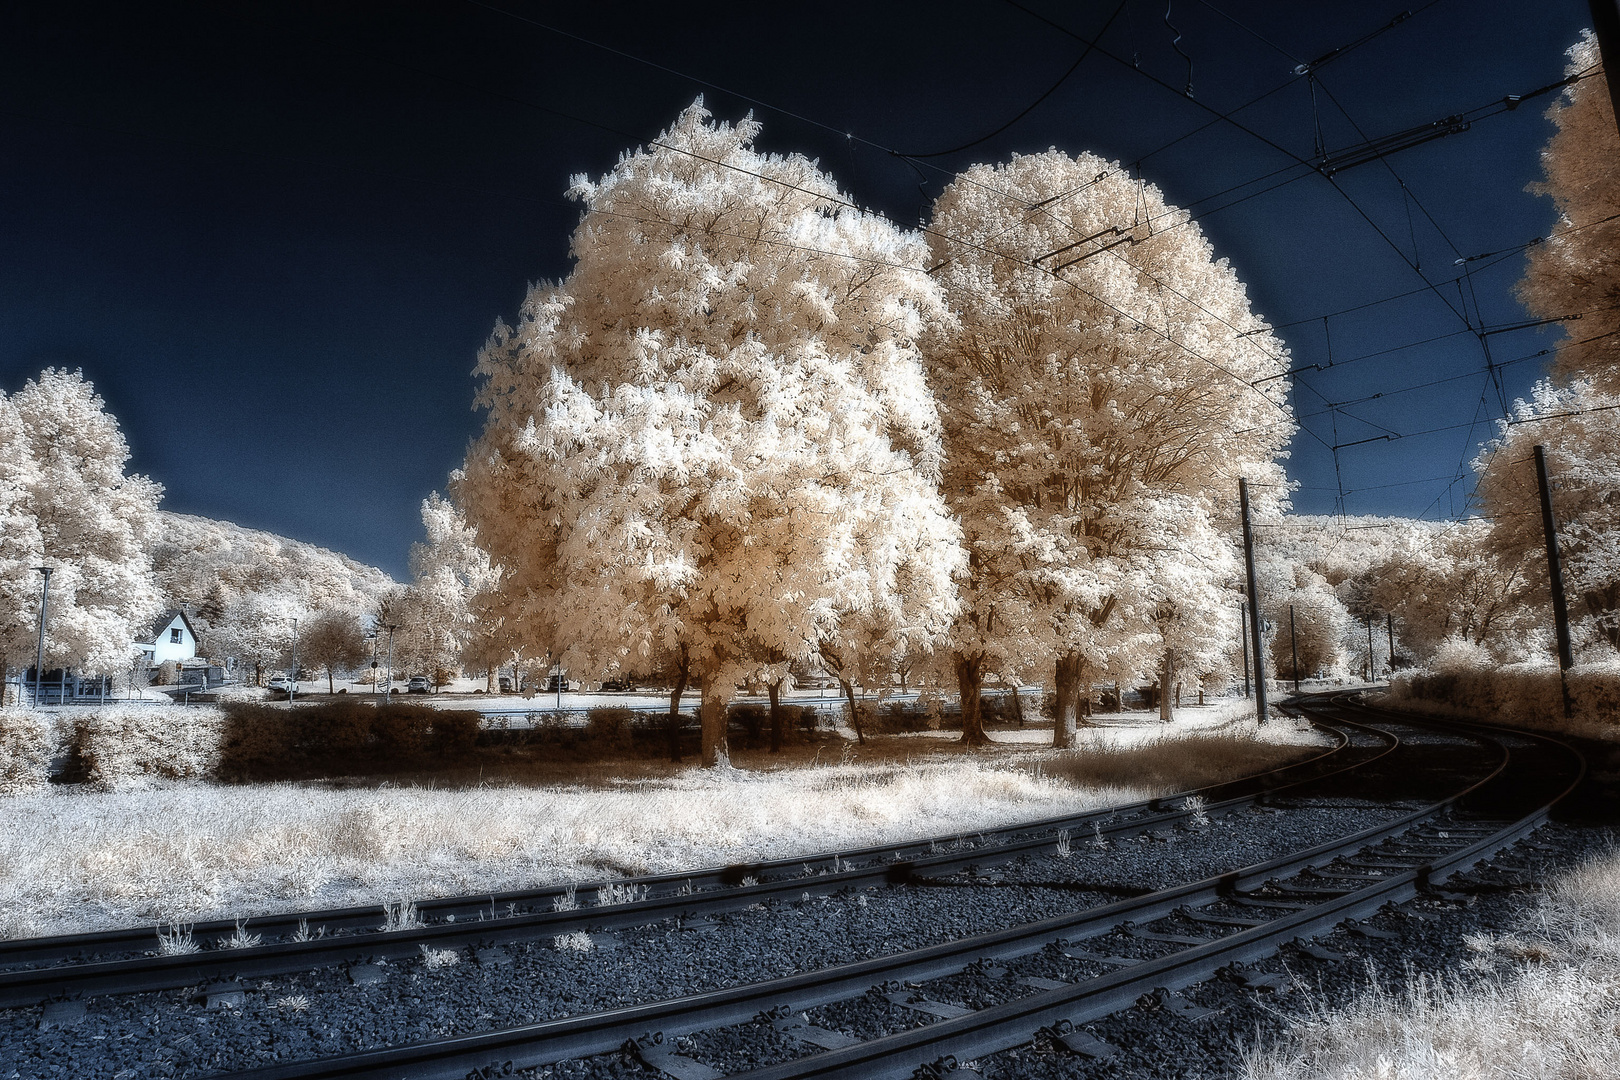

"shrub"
[68,705,227,790]
[585,707,634,751]
[217,701,484,781]
[0,709,57,795]
[731,704,769,748]
[1389,659,1620,737]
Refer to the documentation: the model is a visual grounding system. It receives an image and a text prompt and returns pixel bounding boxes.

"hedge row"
[0,691,1044,794]
[217,702,481,781]
[0,710,55,795]
[1389,661,1620,736]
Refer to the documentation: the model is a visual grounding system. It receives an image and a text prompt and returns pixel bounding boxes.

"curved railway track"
[0,695,1582,1080]
[208,694,1582,1080]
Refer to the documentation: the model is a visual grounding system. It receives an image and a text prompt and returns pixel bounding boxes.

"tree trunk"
[767,678,784,753]
[1159,651,1175,721]
[1008,680,1025,727]
[667,649,689,763]
[956,653,989,747]
[1053,652,1080,749]
[327,667,335,695]
[839,678,865,745]
[700,667,730,768]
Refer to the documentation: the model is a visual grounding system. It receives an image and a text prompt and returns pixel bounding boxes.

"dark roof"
[134,608,200,645]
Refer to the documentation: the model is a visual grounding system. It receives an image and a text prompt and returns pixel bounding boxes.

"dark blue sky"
[0,1,1595,576]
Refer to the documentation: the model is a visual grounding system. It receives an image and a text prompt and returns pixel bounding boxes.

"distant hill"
[149,512,397,627]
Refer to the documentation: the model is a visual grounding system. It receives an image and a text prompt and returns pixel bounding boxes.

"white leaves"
[460,102,962,700]
[1,370,164,675]
[924,151,1292,687]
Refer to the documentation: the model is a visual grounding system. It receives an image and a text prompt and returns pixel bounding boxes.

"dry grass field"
[0,702,1321,939]
[1244,844,1620,1080]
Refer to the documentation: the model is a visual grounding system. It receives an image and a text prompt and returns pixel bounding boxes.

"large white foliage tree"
[1476,380,1620,656]
[1475,35,1620,663]
[459,100,963,765]
[1520,32,1618,391]
[924,151,1293,745]
[0,370,163,683]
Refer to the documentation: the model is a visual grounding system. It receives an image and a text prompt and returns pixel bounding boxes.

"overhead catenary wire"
[468,0,1583,431]
[397,59,1298,416]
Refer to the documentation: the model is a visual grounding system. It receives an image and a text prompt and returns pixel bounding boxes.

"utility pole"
[1289,604,1300,694]
[1239,478,1267,721]
[1366,616,1376,682]
[1534,445,1576,718]
[1240,601,1251,698]
[1589,0,1620,137]
[32,567,52,708]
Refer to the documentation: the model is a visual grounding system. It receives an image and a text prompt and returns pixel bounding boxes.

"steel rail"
[0,719,1392,1007]
[0,719,1356,972]
[729,698,1587,1080]
[207,704,1538,1080]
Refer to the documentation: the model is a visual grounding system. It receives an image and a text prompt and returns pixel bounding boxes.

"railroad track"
[0,697,1578,1080]
[194,694,1580,1080]
[0,715,1376,1007]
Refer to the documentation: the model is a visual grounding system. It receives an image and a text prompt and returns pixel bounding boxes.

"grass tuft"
[595,882,649,906]
[418,944,460,969]
[379,900,423,932]
[155,920,197,955]
[219,918,262,949]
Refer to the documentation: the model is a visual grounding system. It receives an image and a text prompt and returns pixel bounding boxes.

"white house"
[134,609,200,666]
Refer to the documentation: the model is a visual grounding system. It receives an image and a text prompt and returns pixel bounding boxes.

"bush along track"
[0,695,1584,1079]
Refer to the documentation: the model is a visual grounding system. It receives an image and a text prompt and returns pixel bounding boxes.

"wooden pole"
[1534,445,1575,718]
[1239,479,1267,721]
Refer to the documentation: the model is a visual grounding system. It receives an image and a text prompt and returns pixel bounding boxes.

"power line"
[896,0,1131,157]
[399,58,1298,415]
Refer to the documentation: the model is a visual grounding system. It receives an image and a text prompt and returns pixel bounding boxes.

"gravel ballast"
[1,801,1403,1078]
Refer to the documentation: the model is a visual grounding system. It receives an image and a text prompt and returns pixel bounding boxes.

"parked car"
[599,677,631,692]
[406,676,429,694]
[266,676,291,696]
[543,674,580,693]
[498,675,513,693]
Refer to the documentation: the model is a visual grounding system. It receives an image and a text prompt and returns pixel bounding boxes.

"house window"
[170,627,183,643]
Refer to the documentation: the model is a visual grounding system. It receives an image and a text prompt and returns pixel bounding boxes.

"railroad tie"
[770,1015,861,1050]
[1179,908,1269,928]
[884,990,975,1019]
[630,1041,724,1080]
[1290,939,1347,962]
[1060,947,1144,967]
[1125,928,1211,946]
[1042,1020,1118,1059]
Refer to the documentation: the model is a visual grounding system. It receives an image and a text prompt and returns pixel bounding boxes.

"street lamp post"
[32,567,52,708]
